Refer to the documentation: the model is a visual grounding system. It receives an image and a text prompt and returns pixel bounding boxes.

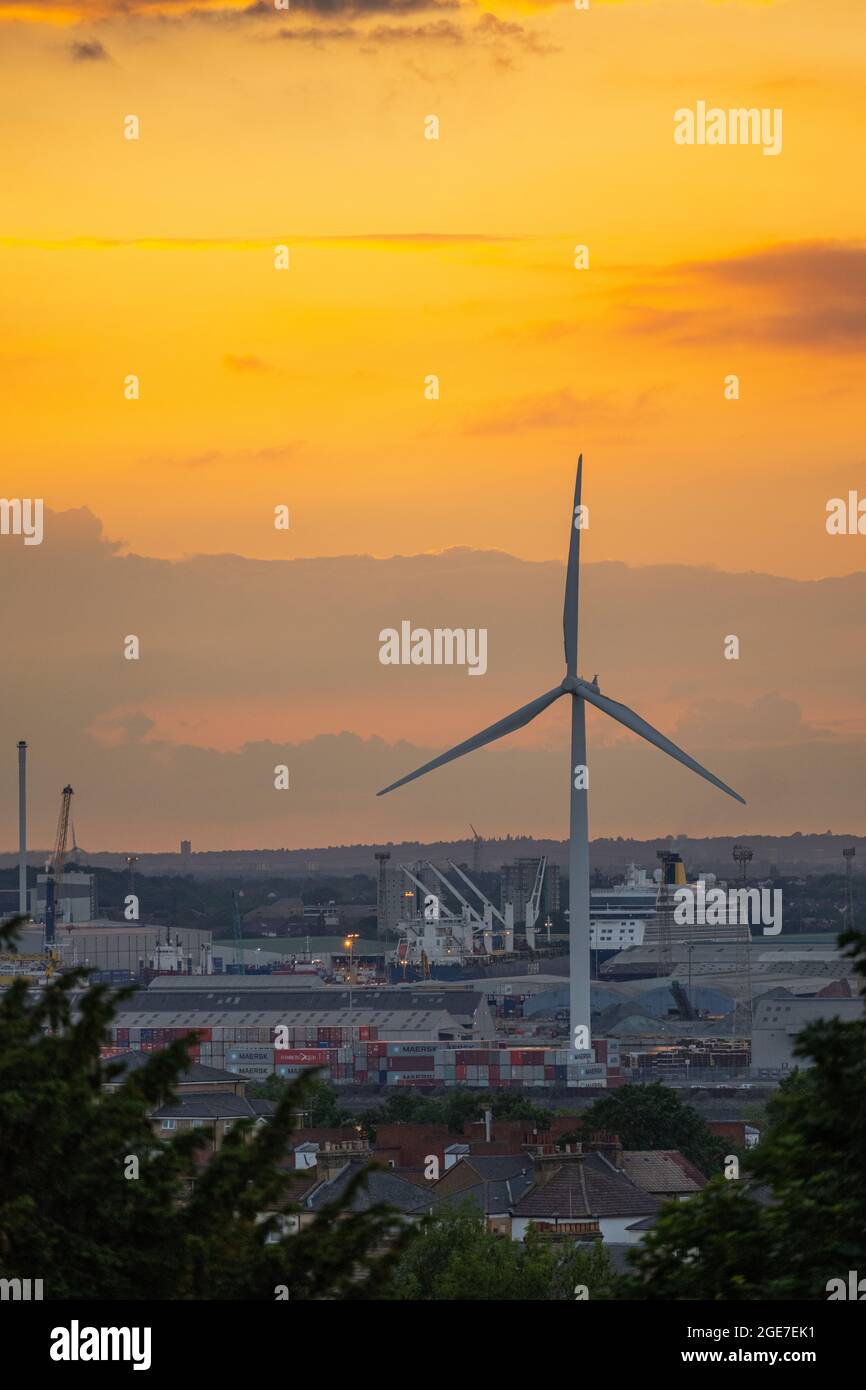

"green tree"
[252,1073,354,1128]
[0,918,413,1300]
[619,929,866,1300]
[577,1082,726,1176]
[386,1203,615,1300]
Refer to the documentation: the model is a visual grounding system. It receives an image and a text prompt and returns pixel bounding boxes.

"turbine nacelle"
[561,675,600,696]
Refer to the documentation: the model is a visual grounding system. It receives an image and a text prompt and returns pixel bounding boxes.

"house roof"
[463,1155,535,1182]
[152,1092,267,1120]
[304,1160,431,1215]
[625,1214,659,1231]
[433,1172,535,1216]
[512,1152,660,1220]
[621,1151,706,1195]
[250,1099,277,1116]
[104,1054,243,1086]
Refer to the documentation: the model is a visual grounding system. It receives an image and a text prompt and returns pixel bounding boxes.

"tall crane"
[50,786,75,881]
[44,785,74,944]
[526,856,548,933]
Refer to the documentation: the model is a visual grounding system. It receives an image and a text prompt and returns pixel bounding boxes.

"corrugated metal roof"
[127,988,482,1016]
[114,1008,466,1029]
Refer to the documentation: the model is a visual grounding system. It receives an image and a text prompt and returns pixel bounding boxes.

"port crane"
[44,785,75,944]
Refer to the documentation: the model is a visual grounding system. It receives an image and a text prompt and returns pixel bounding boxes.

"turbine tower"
[377,457,745,1051]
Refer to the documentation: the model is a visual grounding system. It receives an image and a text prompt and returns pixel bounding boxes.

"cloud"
[2,233,515,252]
[275,24,358,42]
[464,387,659,435]
[69,39,110,60]
[143,442,302,468]
[291,0,459,11]
[275,12,555,51]
[223,353,271,372]
[622,241,866,352]
[1,510,864,846]
[674,693,828,749]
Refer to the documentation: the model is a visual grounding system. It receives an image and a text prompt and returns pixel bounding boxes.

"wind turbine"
[377,457,745,1052]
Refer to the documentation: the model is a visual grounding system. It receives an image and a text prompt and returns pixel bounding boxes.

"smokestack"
[17,740,27,916]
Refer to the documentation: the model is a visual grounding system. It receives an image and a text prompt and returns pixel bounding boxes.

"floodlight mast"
[377,457,745,1053]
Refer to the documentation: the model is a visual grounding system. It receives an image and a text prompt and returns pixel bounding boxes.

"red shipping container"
[365,1042,387,1058]
[359,1027,370,1040]
[355,1071,368,1083]
[456,1065,466,1081]
[275,1048,329,1066]
[387,1055,434,1071]
[511,1050,539,1065]
[544,1066,555,1080]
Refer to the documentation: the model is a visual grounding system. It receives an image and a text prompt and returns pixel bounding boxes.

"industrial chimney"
[17,740,27,916]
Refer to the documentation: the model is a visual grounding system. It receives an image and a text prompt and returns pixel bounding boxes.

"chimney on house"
[316,1139,370,1183]
[586,1132,624,1170]
[532,1147,585,1187]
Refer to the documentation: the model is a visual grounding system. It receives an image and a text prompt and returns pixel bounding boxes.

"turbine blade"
[377,686,565,796]
[579,684,746,805]
[563,455,583,677]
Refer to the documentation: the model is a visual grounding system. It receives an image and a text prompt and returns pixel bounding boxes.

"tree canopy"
[618,929,866,1300]
[0,918,411,1300]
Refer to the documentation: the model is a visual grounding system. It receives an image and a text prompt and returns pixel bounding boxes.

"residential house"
[621,1150,706,1201]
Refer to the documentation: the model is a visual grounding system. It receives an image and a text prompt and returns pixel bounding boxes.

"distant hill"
[2,832,862,880]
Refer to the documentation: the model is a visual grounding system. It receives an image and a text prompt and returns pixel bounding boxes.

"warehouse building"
[112,986,495,1044]
[602,937,851,987]
[55,923,213,975]
[751,995,863,1076]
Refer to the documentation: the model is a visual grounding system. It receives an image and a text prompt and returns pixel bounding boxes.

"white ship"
[589,863,656,953]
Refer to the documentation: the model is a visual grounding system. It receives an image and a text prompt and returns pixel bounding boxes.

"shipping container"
[275,1048,329,1066]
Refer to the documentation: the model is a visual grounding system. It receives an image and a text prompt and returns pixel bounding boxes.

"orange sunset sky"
[1,0,864,850]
